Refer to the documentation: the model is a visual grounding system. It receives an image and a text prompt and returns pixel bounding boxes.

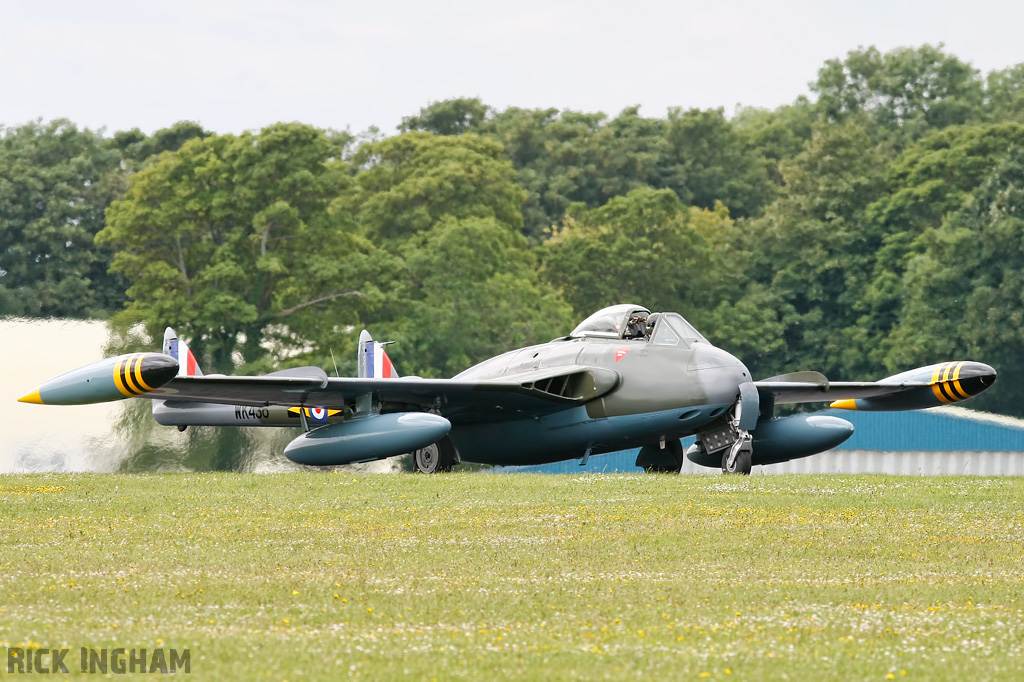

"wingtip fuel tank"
[17,388,44,404]
[18,353,179,405]
[830,361,997,411]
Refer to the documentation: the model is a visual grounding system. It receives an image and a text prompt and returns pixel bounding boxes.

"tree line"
[3,44,1024,417]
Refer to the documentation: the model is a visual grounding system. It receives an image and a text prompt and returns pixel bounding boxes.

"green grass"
[1,473,1022,681]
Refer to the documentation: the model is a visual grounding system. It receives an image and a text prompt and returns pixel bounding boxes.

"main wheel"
[721,438,752,475]
[637,439,685,473]
[413,438,455,473]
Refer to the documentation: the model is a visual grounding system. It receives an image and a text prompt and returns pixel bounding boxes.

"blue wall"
[497,408,1024,474]
[821,409,1024,451]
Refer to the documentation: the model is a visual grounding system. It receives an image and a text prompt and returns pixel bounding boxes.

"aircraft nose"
[687,345,752,401]
[687,345,748,375]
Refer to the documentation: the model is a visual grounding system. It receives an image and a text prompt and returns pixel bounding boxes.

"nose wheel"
[722,394,754,475]
[686,399,755,475]
[721,433,752,475]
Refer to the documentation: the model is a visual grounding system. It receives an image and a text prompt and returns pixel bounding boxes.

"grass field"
[0,472,1022,680]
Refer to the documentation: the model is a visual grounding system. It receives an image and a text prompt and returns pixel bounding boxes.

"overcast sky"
[2,0,1023,137]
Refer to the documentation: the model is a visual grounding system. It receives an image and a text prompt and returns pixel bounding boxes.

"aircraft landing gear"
[686,400,755,475]
[721,433,752,475]
[413,437,456,473]
[722,400,753,475]
[636,439,685,473]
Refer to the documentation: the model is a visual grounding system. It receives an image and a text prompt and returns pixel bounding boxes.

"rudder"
[357,330,399,379]
[164,327,204,377]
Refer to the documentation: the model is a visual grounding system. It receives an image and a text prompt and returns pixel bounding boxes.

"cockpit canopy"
[570,304,708,347]
[571,304,649,338]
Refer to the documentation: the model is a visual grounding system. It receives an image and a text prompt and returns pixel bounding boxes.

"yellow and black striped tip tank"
[830,361,997,411]
[17,353,179,405]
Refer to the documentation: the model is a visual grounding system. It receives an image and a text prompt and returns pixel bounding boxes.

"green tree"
[812,44,983,142]
[399,98,492,136]
[98,122,383,374]
[0,119,127,317]
[703,283,793,377]
[340,130,572,376]
[388,217,574,377]
[732,98,816,185]
[482,107,611,240]
[344,131,525,243]
[984,64,1024,123]
[468,104,776,240]
[743,118,889,379]
[862,122,1024,363]
[662,107,777,218]
[541,187,739,325]
[478,106,672,240]
[107,120,211,168]
[884,147,1024,414]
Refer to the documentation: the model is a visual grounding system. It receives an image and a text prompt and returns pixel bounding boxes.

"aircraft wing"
[755,379,927,404]
[147,365,620,423]
[755,362,996,411]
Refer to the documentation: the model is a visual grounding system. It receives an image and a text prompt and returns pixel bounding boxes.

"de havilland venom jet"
[19,304,997,474]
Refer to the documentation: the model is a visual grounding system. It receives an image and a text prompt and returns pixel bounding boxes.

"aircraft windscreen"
[661,313,707,345]
[650,319,680,346]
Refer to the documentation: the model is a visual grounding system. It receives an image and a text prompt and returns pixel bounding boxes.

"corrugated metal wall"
[824,407,1024,452]
[754,449,1024,476]
[505,448,1024,476]
[500,407,1024,476]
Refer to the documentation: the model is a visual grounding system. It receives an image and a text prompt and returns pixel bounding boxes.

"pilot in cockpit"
[644,312,659,338]
[624,314,649,339]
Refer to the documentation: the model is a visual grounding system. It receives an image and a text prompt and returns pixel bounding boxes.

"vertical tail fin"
[357,330,399,379]
[163,327,204,377]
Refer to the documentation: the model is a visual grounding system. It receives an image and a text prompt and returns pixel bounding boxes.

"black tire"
[413,438,455,473]
[637,439,684,473]
[721,439,752,475]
